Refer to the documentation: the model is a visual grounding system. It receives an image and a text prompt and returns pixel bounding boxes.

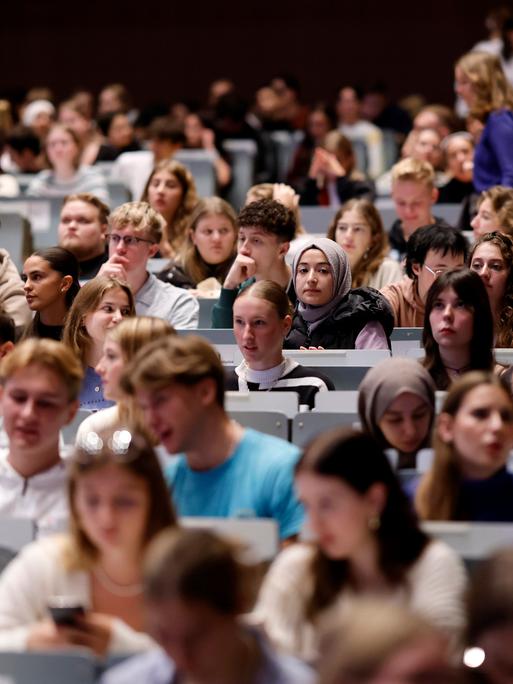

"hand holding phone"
[47,596,85,627]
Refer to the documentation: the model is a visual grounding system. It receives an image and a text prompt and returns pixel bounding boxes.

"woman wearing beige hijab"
[358,357,436,468]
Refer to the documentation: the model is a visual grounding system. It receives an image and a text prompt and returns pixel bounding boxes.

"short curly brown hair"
[237,198,296,242]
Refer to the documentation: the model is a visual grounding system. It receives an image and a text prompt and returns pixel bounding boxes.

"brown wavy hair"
[177,197,237,286]
[245,183,305,235]
[470,231,513,347]
[141,159,199,254]
[456,51,513,122]
[415,372,512,520]
[475,186,513,236]
[327,198,389,287]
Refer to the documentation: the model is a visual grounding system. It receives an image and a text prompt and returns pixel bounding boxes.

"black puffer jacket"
[284,287,394,349]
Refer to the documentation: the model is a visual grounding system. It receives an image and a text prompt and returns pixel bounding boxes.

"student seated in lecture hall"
[227,280,334,409]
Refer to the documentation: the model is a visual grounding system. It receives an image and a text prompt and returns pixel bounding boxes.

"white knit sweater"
[252,540,467,662]
[0,535,155,653]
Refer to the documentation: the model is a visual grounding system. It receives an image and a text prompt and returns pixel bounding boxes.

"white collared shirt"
[0,451,68,537]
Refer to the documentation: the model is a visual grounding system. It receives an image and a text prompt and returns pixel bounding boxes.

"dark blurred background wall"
[0,0,506,107]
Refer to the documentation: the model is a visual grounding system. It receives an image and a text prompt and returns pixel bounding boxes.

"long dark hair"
[22,246,81,339]
[422,268,494,390]
[296,428,429,620]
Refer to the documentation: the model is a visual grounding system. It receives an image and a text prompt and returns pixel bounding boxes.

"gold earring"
[368,515,381,531]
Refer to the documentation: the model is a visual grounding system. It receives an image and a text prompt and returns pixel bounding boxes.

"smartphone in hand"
[47,597,85,627]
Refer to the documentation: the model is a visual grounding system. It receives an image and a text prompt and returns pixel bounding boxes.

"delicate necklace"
[93,566,143,597]
[443,363,471,375]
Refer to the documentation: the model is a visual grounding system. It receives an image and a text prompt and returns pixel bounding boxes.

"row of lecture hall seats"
[57,341,513,449]
[10,138,284,217]
[2,511,512,575]
[0,201,465,274]
[1,515,512,682]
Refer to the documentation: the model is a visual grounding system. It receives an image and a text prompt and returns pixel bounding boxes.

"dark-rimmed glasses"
[107,234,155,248]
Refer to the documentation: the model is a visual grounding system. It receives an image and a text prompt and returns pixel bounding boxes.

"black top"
[455,467,513,522]
[157,262,196,289]
[437,178,474,204]
[157,258,235,290]
[284,287,394,350]
[372,105,412,135]
[388,216,453,259]
[300,174,375,206]
[79,250,108,280]
[34,320,64,341]
[95,141,142,162]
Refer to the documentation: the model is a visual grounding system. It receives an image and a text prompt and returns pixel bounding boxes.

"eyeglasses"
[423,264,447,278]
[107,234,155,248]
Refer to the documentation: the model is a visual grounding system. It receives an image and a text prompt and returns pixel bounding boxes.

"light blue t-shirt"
[101,629,316,684]
[164,428,304,539]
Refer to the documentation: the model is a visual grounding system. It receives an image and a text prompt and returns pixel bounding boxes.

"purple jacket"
[473,109,513,191]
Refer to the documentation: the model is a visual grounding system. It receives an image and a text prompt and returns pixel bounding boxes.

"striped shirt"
[225,358,334,409]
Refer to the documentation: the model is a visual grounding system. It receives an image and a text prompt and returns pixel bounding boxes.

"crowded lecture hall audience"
[3,23,513,679]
